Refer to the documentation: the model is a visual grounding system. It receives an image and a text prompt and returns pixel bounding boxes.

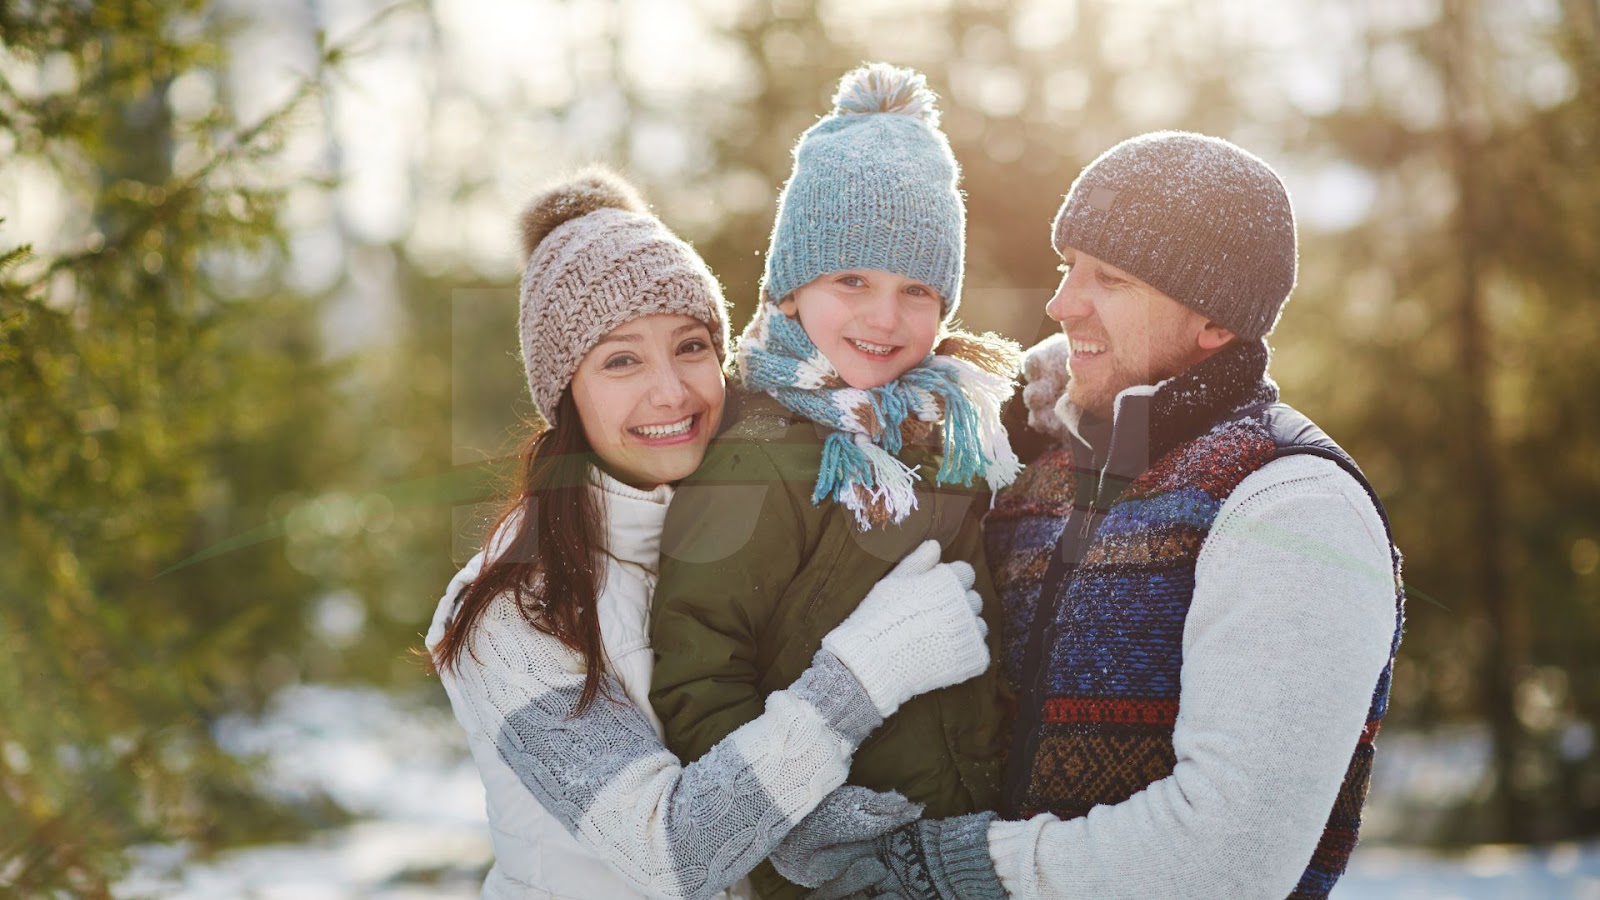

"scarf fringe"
[936,354,1022,492]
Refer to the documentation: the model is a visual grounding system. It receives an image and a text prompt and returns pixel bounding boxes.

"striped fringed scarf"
[736,301,1022,529]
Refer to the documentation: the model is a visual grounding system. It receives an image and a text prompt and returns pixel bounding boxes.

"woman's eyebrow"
[595,333,642,345]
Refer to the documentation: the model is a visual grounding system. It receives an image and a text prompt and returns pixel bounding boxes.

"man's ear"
[1198,320,1236,351]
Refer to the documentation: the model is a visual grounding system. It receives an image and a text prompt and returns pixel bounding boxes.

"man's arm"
[788,455,1397,899]
[988,455,1396,899]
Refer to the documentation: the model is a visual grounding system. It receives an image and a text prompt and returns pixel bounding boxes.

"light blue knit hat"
[761,63,966,319]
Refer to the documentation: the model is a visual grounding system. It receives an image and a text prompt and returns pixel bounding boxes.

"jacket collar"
[1056,338,1279,488]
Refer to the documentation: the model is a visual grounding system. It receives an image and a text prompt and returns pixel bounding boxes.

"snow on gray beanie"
[516,167,729,425]
[1052,131,1298,340]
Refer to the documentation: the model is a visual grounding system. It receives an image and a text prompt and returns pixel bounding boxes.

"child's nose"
[860,288,899,330]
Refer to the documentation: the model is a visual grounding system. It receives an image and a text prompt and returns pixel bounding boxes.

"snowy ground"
[114,684,1600,899]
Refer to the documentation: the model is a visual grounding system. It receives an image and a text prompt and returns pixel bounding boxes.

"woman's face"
[569,314,726,489]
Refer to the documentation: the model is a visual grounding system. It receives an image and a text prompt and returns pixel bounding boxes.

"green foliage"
[1281,4,1600,842]
[0,4,404,894]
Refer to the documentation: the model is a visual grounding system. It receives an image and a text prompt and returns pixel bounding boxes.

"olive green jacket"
[649,390,1010,899]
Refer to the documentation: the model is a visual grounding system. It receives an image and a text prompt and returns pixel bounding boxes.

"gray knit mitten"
[821,540,989,718]
[769,785,924,888]
[805,812,1006,900]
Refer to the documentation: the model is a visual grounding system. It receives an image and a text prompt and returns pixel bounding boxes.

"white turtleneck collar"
[1054,381,1160,451]
[588,467,674,572]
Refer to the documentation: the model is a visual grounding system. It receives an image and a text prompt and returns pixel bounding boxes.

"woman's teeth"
[632,416,694,438]
[848,338,896,357]
[1070,338,1107,357]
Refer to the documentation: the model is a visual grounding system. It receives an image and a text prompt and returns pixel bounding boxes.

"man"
[772,131,1404,899]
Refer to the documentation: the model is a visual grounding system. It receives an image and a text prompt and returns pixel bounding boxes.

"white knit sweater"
[986,452,1397,899]
[426,469,883,900]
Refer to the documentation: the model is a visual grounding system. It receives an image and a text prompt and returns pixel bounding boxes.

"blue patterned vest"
[984,340,1404,899]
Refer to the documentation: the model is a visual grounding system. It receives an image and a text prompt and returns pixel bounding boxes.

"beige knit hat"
[516,167,729,425]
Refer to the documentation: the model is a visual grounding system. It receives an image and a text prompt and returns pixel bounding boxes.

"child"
[648,64,1020,899]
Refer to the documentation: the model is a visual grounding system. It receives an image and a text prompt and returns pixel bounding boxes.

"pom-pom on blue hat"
[761,63,966,319]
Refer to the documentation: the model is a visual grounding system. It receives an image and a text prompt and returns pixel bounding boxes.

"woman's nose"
[650,367,691,407]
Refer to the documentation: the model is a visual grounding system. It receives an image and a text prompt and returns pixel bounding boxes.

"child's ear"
[776,295,799,318]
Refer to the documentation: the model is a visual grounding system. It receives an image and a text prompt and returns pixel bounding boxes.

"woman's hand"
[820,540,990,718]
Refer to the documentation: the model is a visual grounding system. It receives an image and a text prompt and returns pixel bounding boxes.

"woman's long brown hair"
[430,388,611,713]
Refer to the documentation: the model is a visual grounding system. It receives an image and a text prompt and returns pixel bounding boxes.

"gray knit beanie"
[1053,131,1298,340]
[762,62,966,318]
[516,167,729,425]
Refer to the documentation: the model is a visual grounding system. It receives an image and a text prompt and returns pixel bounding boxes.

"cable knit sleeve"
[439,592,881,900]
[987,455,1396,900]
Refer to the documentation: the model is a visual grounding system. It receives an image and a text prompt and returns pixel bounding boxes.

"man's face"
[1045,248,1218,418]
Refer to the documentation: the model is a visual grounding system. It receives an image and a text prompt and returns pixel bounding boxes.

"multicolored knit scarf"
[737,302,1022,529]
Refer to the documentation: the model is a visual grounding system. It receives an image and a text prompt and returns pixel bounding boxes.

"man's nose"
[1045,273,1088,322]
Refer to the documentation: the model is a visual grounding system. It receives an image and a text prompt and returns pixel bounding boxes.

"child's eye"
[602,353,640,370]
[903,284,939,302]
[837,274,867,288]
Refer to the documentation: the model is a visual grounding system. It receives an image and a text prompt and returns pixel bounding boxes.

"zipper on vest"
[1002,405,1131,814]
[1001,497,1096,815]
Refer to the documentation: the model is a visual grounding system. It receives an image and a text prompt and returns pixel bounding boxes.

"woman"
[425,167,993,900]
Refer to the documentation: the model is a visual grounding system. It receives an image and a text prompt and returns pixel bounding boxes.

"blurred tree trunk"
[1439,0,1529,841]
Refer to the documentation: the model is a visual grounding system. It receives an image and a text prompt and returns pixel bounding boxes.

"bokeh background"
[4,0,1599,896]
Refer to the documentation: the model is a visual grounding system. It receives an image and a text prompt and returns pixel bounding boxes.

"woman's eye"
[602,354,639,370]
[678,339,709,355]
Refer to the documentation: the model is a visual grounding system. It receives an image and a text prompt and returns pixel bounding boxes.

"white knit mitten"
[821,540,990,718]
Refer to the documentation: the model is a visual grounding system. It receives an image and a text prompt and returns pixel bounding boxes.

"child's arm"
[943,484,1014,809]
[955,502,1005,646]
[651,442,806,765]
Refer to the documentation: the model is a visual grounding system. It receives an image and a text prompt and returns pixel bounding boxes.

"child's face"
[778,270,943,389]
